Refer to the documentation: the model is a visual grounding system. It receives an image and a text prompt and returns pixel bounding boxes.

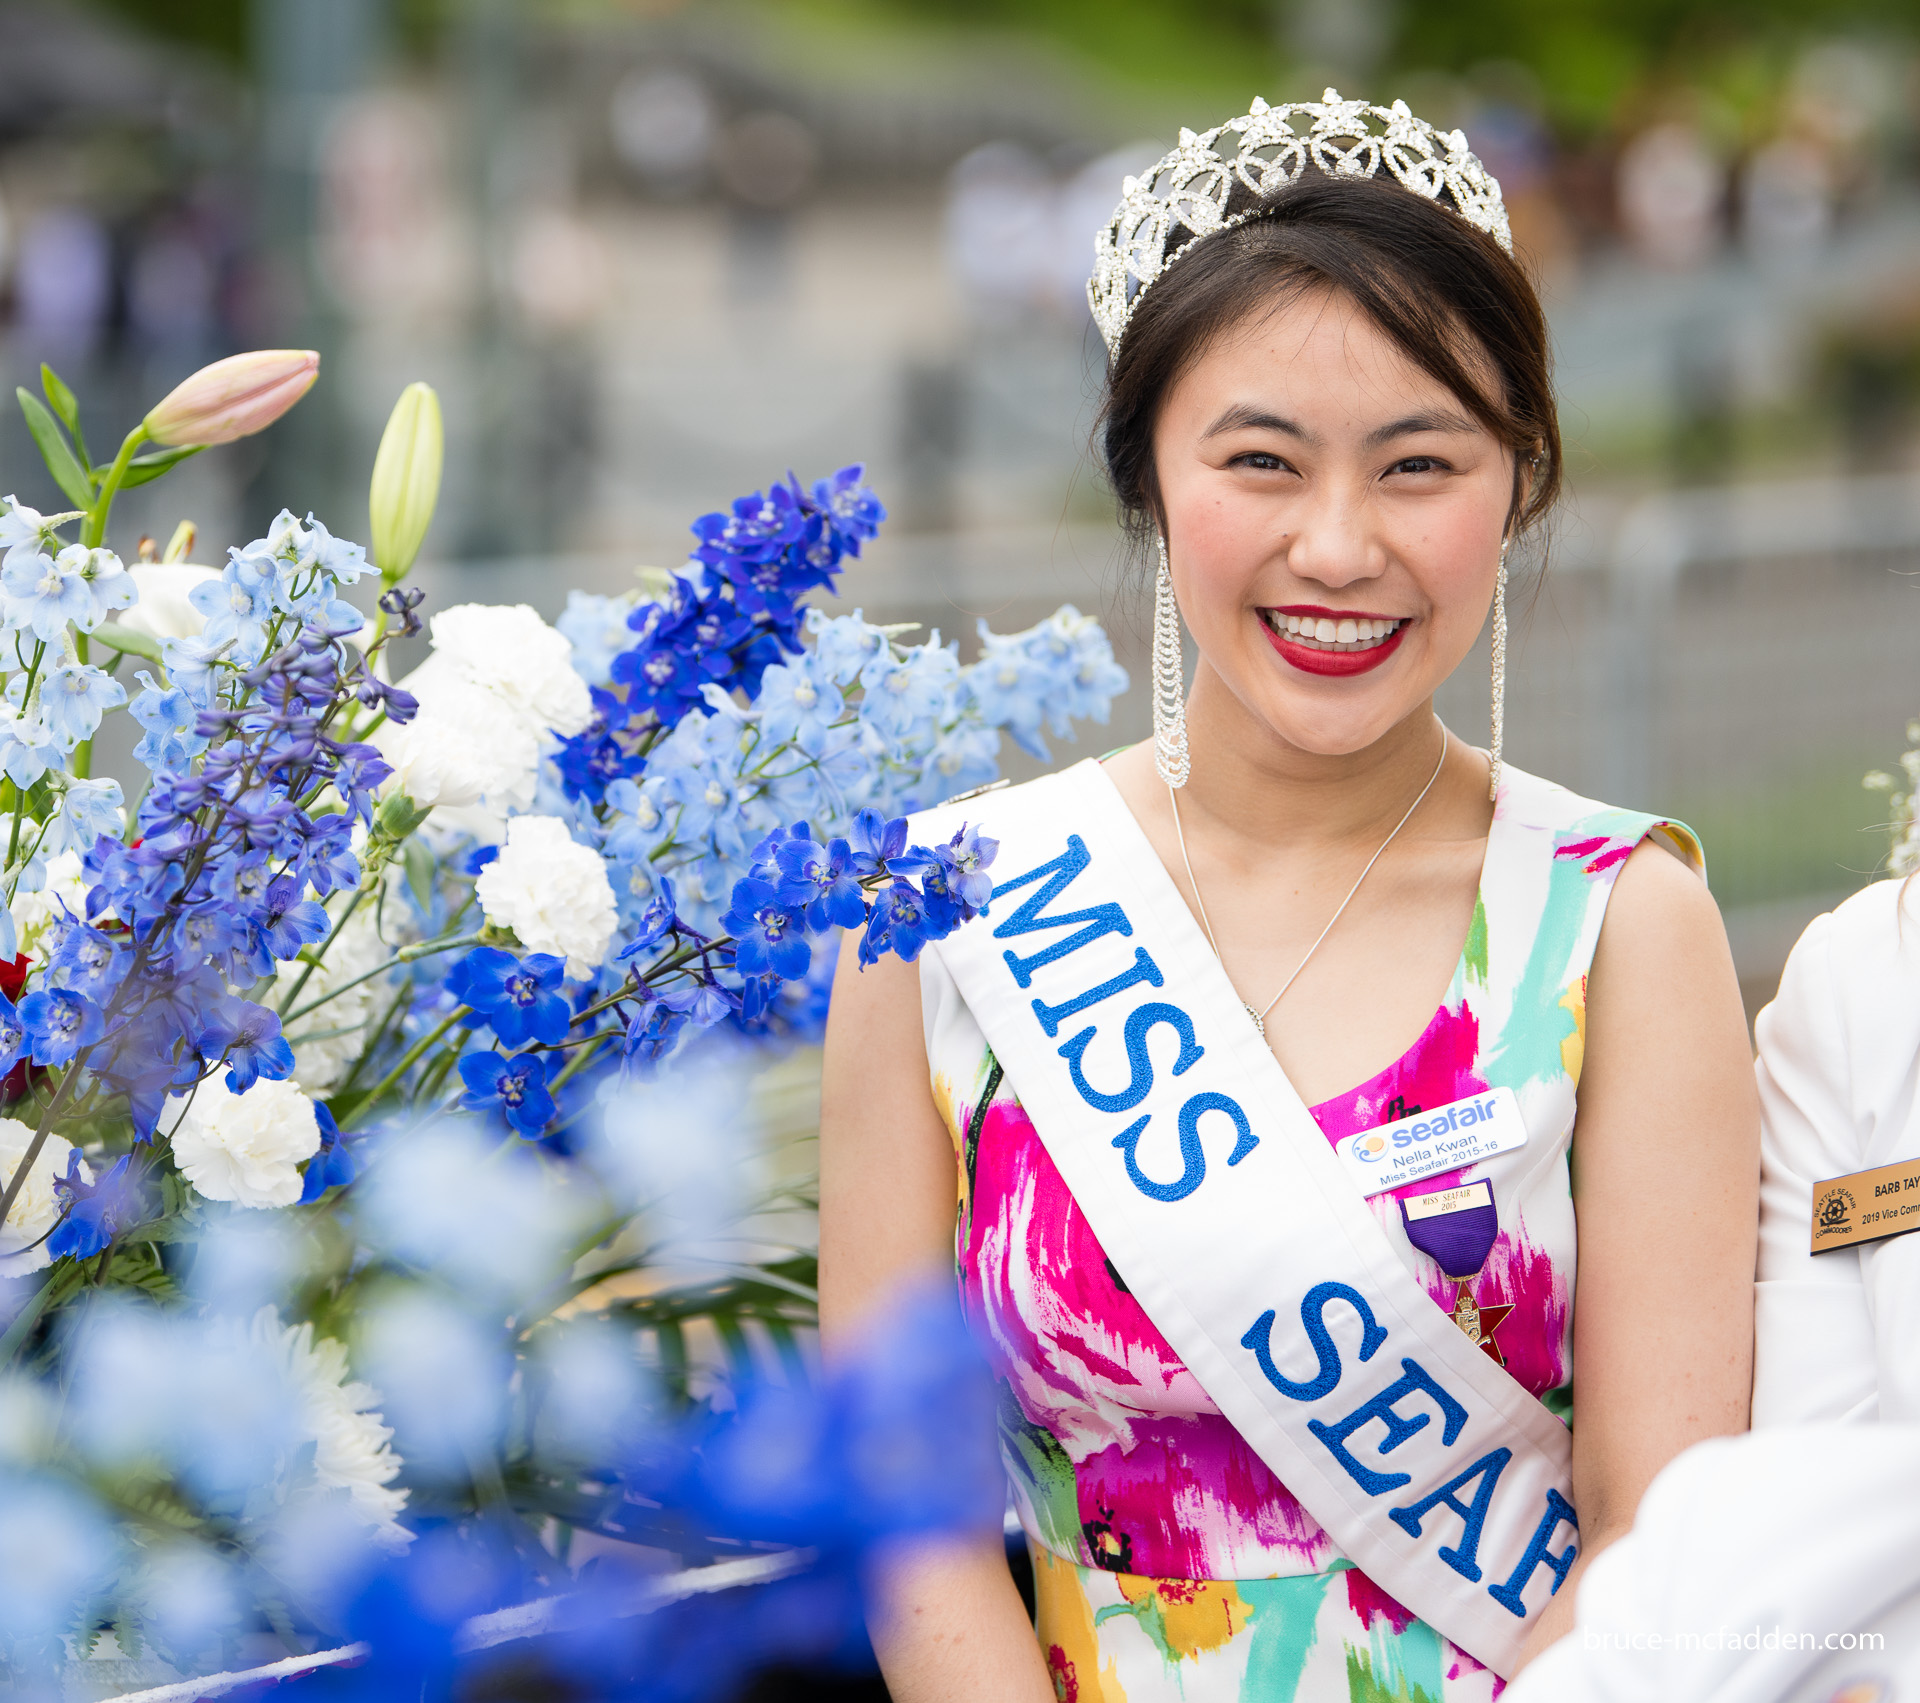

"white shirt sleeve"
[1752,909,1879,1426]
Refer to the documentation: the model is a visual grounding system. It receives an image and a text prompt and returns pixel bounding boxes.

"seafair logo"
[1353,1131,1391,1162]
[1814,1186,1856,1240]
[1353,1096,1506,1164]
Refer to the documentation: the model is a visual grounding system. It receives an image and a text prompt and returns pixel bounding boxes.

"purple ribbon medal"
[1399,1180,1512,1364]
[1399,1179,1500,1278]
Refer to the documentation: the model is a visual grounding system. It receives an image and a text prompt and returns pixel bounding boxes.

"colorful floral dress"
[917,759,1700,1703]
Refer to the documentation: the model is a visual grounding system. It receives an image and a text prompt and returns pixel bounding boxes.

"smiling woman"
[820,94,1759,1703]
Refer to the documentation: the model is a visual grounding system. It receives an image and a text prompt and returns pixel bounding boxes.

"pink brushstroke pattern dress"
[915,760,1701,1703]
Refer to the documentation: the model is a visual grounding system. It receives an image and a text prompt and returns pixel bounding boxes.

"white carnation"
[243,1307,411,1549]
[275,898,394,1094]
[0,1122,85,1276]
[169,1078,321,1210]
[118,561,221,641]
[474,814,617,978]
[426,603,592,737]
[379,659,542,812]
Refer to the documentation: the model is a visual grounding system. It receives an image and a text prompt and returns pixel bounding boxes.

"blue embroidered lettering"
[1308,1358,1470,1496]
[990,836,1134,987]
[1110,1091,1256,1202]
[1488,1488,1579,1617]
[1058,1002,1204,1114]
[1387,1447,1513,1582]
[1240,1281,1388,1402]
[1031,949,1164,1038]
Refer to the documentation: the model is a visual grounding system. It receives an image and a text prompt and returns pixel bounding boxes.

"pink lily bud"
[142,350,320,448]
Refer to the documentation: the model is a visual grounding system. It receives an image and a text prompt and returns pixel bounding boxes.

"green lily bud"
[143,350,319,447]
[369,382,444,584]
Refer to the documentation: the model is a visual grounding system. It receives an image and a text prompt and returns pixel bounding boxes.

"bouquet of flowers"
[0,354,1130,1697]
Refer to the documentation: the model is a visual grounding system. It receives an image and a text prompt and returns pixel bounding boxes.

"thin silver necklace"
[1169,723,1450,1040]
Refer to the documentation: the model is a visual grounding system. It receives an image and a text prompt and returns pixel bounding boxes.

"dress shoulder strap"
[1473,761,1703,1090]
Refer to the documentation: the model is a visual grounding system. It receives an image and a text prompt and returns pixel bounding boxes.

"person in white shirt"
[1754,879,1920,1425]
[1506,880,1920,1702]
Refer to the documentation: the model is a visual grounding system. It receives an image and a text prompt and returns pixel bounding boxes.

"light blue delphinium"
[40,662,127,749]
[44,776,124,857]
[754,652,845,747]
[0,705,55,788]
[191,564,276,667]
[557,590,638,688]
[129,670,207,773]
[0,496,51,566]
[159,634,231,710]
[965,622,1053,758]
[1029,605,1130,736]
[805,607,891,687]
[1,544,94,642]
[858,635,961,743]
[76,548,134,627]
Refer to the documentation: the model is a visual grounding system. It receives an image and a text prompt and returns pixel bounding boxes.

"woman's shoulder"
[1495,762,1704,878]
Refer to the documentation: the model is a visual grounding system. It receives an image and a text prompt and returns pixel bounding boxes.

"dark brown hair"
[1097,168,1561,554]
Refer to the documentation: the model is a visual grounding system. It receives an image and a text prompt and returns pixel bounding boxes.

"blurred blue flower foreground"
[0,360,1129,1698]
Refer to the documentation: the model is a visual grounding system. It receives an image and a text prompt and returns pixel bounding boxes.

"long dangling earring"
[1153,534,1190,789]
[1488,539,1509,804]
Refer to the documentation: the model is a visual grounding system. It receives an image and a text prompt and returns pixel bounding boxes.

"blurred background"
[3,0,1920,1017]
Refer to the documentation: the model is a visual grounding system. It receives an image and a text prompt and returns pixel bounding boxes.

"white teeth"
[1265,612,1404,652]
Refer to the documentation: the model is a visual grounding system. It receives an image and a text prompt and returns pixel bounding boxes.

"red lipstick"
[1260,606,1408,678]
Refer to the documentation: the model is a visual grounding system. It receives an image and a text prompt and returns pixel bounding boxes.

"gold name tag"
[1810,1158,1920,1253]
[1403,1180,1495,1222]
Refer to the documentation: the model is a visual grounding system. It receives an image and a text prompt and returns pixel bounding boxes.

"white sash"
[923,760,1577,1678]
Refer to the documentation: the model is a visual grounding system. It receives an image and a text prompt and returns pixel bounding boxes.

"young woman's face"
[1152,287,1518,758]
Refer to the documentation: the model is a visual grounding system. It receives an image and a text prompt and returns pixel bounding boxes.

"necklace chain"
[1169,723,1451,1040]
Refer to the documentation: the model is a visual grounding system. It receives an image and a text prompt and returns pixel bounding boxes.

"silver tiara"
[1088,90,1512,357]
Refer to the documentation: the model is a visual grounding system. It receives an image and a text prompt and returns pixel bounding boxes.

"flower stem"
[344,1007,468,1128]
[81,426,148,551]
[283,928,484,1024]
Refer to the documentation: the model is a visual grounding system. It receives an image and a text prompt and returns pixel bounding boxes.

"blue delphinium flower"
[20,987,105,1065]
[158,633,230,709]
[616,877,679,961]
[48,1151,138,1260]
[298,1103,358,1202]
[812,463,887,554]
[447,948,572,1048]
[939,823,998,912]
[215,998,296,1092]
[46,916,128,1004]
[40,662,127,748]
[255,878,329,963]
[1,543,93,640]
[0,990,24,1076]
[721,877,811,981]
[128,670,206,773]
[858,879,934,967]
[773,833,866,931]
[459,1051,557,1137]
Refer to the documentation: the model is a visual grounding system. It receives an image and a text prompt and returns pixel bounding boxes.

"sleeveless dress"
[916,758,1701,1703]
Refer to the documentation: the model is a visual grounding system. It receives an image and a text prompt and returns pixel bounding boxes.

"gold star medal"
[1401,1180,1512,1365]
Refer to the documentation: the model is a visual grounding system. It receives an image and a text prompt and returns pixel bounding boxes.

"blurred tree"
[797,0,1913,133]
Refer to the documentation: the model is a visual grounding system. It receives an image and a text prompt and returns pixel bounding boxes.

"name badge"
[1335,1088,1528,1199]
[1811,1157,1920,1253]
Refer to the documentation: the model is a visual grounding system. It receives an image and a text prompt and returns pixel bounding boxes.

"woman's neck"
[1174,664,1458,859]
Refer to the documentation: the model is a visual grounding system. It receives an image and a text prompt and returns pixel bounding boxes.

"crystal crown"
[1088,90,1512,358]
